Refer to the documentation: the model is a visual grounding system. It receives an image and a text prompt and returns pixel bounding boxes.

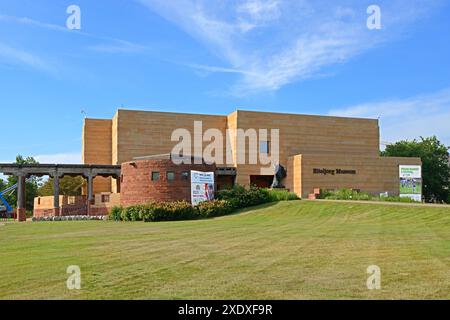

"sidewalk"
[308,199,450,208]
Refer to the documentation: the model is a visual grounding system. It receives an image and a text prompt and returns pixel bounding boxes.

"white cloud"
[236,0,281,26]
[0,153,81,181]
[0,14,147,56]
[88,40,146,54]
[0,42,54,72]
[329,88,450,146]
[34,152,82,164]
[138,0,443,93]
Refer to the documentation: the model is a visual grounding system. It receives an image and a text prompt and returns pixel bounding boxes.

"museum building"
[80,109,421,200]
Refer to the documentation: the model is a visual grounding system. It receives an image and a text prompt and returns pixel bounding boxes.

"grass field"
[1,200,450,300]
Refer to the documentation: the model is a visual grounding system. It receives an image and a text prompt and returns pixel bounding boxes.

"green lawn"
[1,201,450,300]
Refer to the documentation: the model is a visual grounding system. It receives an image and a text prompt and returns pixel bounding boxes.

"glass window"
[181,171,190,180]
[260,141,270,154]
[151,171,160,181]
[167,171,175,182]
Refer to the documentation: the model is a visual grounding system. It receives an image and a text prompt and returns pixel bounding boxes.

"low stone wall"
[33,208,56,218]
[32,215,107,222]
[90,206,111,216]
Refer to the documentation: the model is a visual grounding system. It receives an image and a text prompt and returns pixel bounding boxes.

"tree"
[3,155,42,211]
[38,176,85,197]
[382,136,450,203]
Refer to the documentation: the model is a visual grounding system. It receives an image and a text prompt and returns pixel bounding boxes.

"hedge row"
[109,186,299,222]
[318,188,419,203]
[110,200,235,222]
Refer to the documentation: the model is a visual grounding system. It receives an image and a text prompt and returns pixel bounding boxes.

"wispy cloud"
[0,13,148,55]
[0,42,54,72]
[34,152,82,164]
[329,88,450,146]
[0,14,68,32]
[88,40,146,54]
[138,0,443,94]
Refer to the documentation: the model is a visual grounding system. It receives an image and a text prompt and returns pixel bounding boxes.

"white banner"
[191,171,215,205]
[399,165,422,202]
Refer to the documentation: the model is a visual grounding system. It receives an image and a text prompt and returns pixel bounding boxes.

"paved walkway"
[308,199,450,208]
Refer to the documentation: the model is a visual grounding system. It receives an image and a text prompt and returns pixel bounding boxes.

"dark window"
[101,195,110,203]
[167,171,175,182]
[151,171,160,181]
[181,171,190,180]
[260,141,270,154]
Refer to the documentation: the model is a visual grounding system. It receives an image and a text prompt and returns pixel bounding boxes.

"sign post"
[399,165,422,202]
[191,171,215,206]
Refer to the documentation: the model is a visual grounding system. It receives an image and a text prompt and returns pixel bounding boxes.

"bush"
[121,206,139,221]
[217,185,269,208]
[320,189,372,201]
[379,196,419,203]
[144,201,198,222]
[196,200,234,218]
[318,189,421,203]
[109,206,123,221]
[263,189,299,202]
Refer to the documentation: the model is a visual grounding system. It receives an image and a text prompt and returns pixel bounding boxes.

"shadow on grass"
[212,200,301,220]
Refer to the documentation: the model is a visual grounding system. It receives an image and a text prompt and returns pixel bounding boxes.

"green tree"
[38,176,85,197]
[3,155,42,212]
[382,136,450,203]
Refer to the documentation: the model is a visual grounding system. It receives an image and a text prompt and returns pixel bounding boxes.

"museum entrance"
[217,175,235,191]
[250,175,273,188]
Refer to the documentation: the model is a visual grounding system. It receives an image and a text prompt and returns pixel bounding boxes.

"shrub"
[218,185,299,209]
[138,202,154,222]
[109,206,123,221]
[320,189,372,201]
[318,189,421,203]
[379,196,419,203]
[217,185,270,208]
[263,189,299,202]
[196,200,234,218]
[121,206,136,221]
[145,201,198,222]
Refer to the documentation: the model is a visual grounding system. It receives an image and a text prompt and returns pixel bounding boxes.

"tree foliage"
[1,155,42,211]
[37,176,85,197]
[381,136,450,203]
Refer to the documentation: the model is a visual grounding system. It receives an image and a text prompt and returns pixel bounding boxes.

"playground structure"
[0,178,36,218]
[0,183,17,219]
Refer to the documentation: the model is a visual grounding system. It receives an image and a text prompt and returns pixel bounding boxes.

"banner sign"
[191,171,215,205]
[399,165,422,202]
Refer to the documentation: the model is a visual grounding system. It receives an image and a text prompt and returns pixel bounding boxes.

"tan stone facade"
[82,109,421,199]
[285,154,422,199]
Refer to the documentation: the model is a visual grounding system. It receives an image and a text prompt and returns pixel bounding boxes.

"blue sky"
[0,0,449,164]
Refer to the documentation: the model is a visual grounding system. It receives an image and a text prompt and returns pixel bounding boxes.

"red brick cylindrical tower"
[120,159,216,206]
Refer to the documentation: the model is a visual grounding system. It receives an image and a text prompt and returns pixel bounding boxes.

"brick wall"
[120,159,216,206]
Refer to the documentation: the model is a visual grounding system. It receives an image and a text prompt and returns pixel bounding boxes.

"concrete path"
[308,199,450,209]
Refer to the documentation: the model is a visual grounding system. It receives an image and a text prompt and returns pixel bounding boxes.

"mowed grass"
[1,201,450,300]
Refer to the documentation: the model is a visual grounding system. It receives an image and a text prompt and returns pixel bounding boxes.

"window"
[181,171,189,180]
[151,171,160,181]
[101,194,110,203]
[167,171,175,182]
[260,141,270,154]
